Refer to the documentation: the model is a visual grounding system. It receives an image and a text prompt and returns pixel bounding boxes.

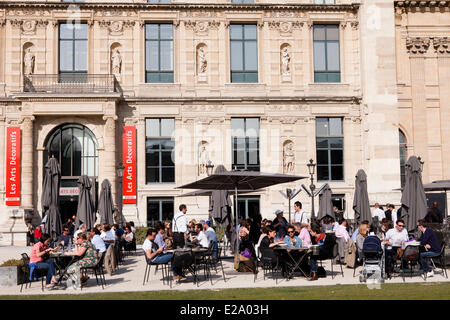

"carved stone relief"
[283,141,295,174]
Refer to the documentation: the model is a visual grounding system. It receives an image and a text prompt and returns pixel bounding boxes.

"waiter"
[172,204,189,249]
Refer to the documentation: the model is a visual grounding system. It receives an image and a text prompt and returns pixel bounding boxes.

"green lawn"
[1,282,449,300]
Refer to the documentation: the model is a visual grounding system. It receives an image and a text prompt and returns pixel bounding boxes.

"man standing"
[372,203,385,222]
[172,204,189,249]
[385,204,399,226]
[417,219,441,277]
[293,201,308,226]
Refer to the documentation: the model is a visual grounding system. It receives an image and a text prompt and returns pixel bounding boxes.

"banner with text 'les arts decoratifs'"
[122,126,136,204]
[6,127,21,206]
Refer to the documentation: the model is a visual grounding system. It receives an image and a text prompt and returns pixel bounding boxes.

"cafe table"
[273,245,310,279]
[50,251,79,285]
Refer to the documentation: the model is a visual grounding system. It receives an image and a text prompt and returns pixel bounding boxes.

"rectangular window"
[316,117,343,181]
[313,25,340,83]
[145,23,174,83]
[237,196,260,221]
[59,23,88,76]
[230,24,258,83]
[145,118,175,183]
[231,118,260,171]
[147,197,174,227]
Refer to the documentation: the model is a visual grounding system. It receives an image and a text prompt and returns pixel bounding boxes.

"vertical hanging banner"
[6,127,21,206]
[122,126,136,204]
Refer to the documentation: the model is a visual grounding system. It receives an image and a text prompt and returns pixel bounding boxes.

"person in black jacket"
[417,219,441,277]
[308,225,336,281]
[424,208,441,224]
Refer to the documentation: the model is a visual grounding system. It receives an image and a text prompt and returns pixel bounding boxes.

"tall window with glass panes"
[59,23,87,82]
[230,24,258,83]
[313,25,340,82]
[316,118,344,181]
[231,118,260,171]
[145,23,174,83]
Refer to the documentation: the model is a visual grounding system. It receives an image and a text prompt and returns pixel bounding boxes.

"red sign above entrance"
[5,127,21,206]
[122,126,136,204]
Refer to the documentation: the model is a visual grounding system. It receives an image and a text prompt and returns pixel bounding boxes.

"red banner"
[122,126,136,204]
[5,127,21,206]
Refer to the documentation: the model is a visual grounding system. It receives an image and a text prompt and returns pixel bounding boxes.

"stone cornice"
[395,0,450,13]
[0,2,360,13]
[406,36,450,55]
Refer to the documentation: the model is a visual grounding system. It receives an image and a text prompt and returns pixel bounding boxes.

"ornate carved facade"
[0,1,407,245]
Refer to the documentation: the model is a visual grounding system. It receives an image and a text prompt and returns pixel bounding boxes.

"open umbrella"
[177,168,307,263]
[317,184,333,220]
[98,179,114,225]
[353,169,371,226]
[401,156,427,232]
[76,175,96,230]
[42,157,62,242]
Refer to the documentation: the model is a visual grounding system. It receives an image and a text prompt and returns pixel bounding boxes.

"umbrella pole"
[235,185,240,265]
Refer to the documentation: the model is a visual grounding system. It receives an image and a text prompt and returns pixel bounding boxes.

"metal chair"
[318,242,344,279]
[20,253,45,292]
[80,251,106,289]
[142,253,170,286]
[400,245,421,282]
[425,242,448,279]
[259,248,281,283]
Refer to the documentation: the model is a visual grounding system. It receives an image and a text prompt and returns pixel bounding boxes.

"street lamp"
[307,159,317,220]
[205,160,214,176]
[116,162,125,226]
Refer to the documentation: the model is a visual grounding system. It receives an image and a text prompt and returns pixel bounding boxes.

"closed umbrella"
[401,156,427,232]
[98,179,114,225]
[317,184,333,220]
[353,169,371,225]
[42,157,62,242]
[208,165,233,226]
[76,175,96,230]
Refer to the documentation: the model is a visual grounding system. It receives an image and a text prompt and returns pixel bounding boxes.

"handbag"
[241,248,252,259]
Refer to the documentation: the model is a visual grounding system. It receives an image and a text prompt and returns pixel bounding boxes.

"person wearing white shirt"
[191,223,209,248]
[335,219,350,242]
[172,204,189,248]
[293,201,309,226]
[101,224,115,249]
[384,219,409,276]
[372,203,385,222]
[89,228,106,254]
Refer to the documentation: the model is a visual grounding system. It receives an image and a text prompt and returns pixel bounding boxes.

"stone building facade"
[0,0,403,245]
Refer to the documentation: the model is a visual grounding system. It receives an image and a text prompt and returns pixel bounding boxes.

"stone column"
[103,115,117,207]
[21,116,34,210]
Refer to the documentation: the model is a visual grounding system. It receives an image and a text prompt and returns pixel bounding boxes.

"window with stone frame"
[231,118,260,171]
[230,24,258,83]
[316,117,344,181]
[147,197,174,227]
[145,23,174,83]
[313,24,340,83]
[59,23,88,82]
[145,118,175,183]
[399,130,407,188]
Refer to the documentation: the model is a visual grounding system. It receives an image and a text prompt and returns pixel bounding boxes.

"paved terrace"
[0,245,448,296]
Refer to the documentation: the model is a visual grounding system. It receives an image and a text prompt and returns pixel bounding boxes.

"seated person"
[355,222,370,257]
[143,228,184,281]
[259,226,284,249]
[100,224,115,249]
[417,219,441,277]
[154,223,168,253]
[122,226,134,245]
[236,229,257,273]
[30,233,59,289]
[352,220,369,243]
[58,226,72,247]
[204,220,219,257]
[335,218,350,242]
[295,223,312,247]
[190,223,209,248]
[284,226,303,249]
[89,228,106,254]
[384,219,409,276]
[113,224,125,240]
[320,216,335,233]
[308,225,336,281]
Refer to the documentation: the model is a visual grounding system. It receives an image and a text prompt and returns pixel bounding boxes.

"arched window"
[399,130,407,187]
[44,124,98,178]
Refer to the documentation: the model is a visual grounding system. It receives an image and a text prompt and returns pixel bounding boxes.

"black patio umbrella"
[401,156,427,232]
[98,179,114,225]
[317,184,333,220]
[353,169,371,226]
[177,168,307,263]
[76,175,96,230]
[42,157,62,242]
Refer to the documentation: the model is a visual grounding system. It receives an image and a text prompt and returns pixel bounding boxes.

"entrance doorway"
[44,123,99,222]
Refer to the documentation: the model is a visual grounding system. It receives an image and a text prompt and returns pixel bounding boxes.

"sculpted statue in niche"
[198,143,210,175]
[281,47,291,76]
[283,141,295,174]
[24,48,35,76]
[111,48,122,76]
[197,46,207,74]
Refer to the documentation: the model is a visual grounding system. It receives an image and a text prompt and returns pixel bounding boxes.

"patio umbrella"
[42,157,62,242]
[208,166,233,227]
[317,184,333,220]
[353,169,371,226]
[76,175,96,230]
[177,168,307,263]
[98,179,114,225]
[401,156,427,232]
